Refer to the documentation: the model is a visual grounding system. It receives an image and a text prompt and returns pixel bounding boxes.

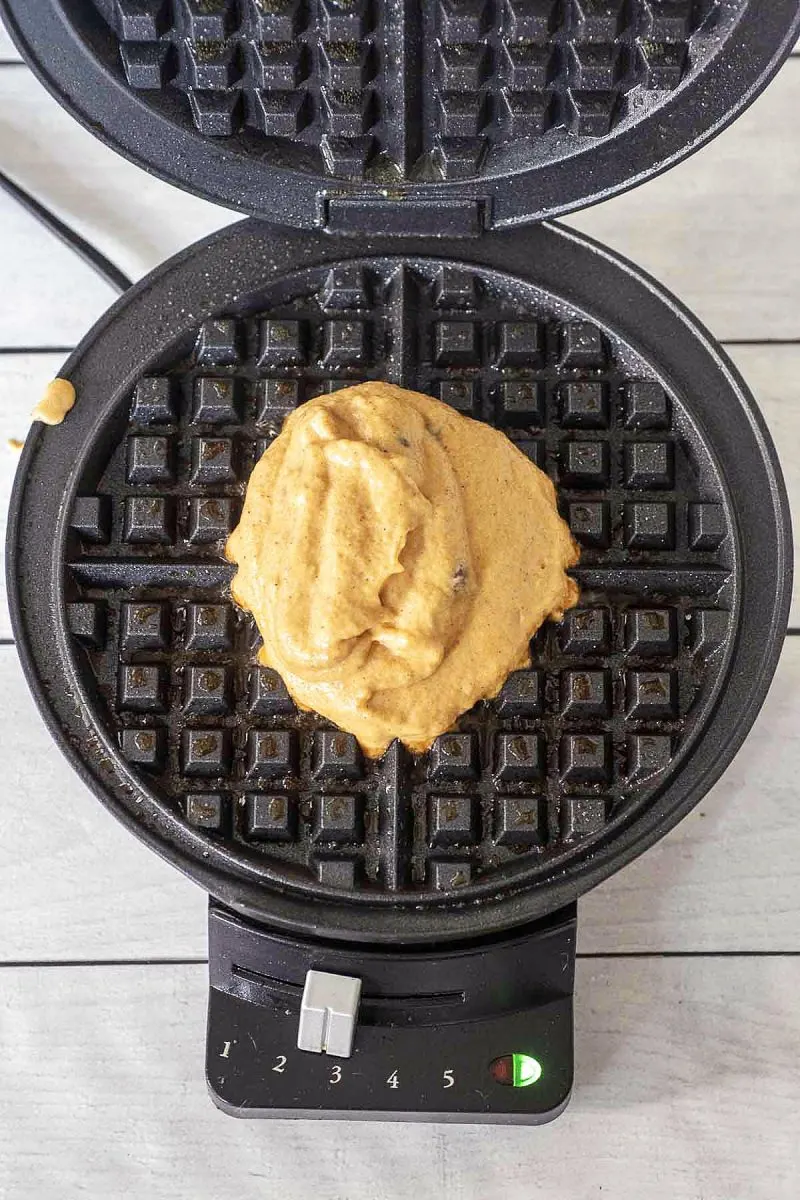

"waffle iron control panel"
[206,903,575,1123]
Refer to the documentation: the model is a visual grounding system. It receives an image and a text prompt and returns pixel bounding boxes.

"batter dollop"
[226,382,578,757]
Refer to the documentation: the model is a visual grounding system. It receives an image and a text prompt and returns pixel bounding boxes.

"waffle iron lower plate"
[7,220,791,943]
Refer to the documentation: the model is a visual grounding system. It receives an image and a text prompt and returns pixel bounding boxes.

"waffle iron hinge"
[317,193,491,237]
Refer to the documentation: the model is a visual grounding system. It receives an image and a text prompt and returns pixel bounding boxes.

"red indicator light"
[490,1056,513,1085]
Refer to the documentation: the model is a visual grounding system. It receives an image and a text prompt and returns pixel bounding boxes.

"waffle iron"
[3,0,797,1123]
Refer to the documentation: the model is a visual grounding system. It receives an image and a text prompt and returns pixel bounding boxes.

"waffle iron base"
[6,219,791,945]
[205,899,577,1122]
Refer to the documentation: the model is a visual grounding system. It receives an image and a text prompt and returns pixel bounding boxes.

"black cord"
[0,167,133,294]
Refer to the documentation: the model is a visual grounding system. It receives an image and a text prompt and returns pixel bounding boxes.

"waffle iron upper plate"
[6,220,791,943]
[2,0,800,229]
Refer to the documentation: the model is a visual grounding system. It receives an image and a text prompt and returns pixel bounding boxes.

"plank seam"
[1,951,799,969]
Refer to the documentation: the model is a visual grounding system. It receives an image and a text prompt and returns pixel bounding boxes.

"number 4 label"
[386,1069,399,1089]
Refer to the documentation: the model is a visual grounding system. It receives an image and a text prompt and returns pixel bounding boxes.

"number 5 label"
[443,1069,455,1089]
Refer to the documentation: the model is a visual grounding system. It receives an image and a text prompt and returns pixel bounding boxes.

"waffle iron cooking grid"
[8,223,791,942]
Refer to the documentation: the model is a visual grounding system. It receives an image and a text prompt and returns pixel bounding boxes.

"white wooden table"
[1,22,799,1200]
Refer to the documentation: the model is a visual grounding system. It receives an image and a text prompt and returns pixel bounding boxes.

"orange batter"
[226,382,578,757]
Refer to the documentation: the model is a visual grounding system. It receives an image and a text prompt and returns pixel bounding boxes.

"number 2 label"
[386,1069,399,1089]
[272,1055,287,1074]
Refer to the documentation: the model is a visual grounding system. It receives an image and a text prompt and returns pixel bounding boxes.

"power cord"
[0,167,133,294]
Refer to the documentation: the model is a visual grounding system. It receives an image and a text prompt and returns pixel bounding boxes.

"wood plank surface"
[0,353,65,637]
[0,69,230,347]
[726,345,799,629]
[0,21,19,61]
[1,637,797,962]
[567,59,800,341]
[1,957,797,1200]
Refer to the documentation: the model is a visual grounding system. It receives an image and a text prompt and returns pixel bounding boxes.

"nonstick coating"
[7,221,791,943]
[1,1,799,228]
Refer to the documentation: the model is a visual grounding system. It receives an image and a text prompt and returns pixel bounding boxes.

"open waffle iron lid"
[2,0,800,230]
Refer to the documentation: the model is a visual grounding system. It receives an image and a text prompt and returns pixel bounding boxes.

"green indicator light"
[512,1053,543,1088]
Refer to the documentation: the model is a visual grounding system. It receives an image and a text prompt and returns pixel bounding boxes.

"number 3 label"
[329,1064,342,1085]
[443,1069,455,1089]
[386,1070,399,1089]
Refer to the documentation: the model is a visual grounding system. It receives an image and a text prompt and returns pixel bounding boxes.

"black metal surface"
[7,220,791,943]
[2,0,799,229]
[206,900,575,1121]
[208,899,577,1020]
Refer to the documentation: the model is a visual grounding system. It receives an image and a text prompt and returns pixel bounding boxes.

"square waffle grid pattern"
[65,259,733,895]
[426,0,705,178]
[99,0,709,180]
